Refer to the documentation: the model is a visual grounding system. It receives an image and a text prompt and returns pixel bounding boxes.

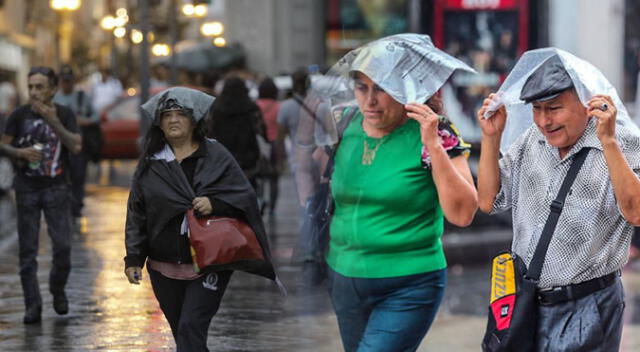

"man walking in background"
[0,67,81,324]
[54,65,97,231]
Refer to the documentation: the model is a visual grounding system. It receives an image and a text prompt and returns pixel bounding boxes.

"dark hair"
[425,93,443,115]
[207,76,259,140]
[258,78,278,100]
[133,115,208,180]
[220,77,248,98]
[291,69,309,96]
[28,66,58,87]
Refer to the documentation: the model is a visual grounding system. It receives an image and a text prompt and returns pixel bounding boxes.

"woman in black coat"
[124,87,277,351]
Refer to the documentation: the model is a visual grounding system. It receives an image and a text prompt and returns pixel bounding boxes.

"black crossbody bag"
[482,147,590,352]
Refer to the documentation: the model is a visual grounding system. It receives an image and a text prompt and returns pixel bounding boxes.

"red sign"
[445,0,518,10]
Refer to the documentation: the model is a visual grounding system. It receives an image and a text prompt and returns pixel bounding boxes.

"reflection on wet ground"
[0,165,638,351]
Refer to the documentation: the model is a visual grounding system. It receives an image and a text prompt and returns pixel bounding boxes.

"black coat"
[207,102,262,173]
[124,139,276,281]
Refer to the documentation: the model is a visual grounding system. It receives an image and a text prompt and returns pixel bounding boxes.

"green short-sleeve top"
[327,110,469,278]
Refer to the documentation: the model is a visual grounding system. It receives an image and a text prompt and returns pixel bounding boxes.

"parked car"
[100,93,145,159]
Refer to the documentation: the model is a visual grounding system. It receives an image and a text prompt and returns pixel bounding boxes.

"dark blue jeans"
[16,184,72,309]
[329,268,447,352]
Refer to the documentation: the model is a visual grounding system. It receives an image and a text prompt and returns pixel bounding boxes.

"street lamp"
[193,4,207,17]
[201,21,224,37]
[114,27,127,38]
[182,4,195,16]
[50,0,80,11]
[100,16,116,30]
[50,0,81,64]
[182,3,207,17]
[100,11,129,38]
[131,30,144,44]
[116,8,127,18]
[213,37,226,47]
[152,43,171,56]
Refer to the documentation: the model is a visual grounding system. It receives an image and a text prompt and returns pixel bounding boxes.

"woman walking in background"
[256,78,281,215]
[206,77,264,189]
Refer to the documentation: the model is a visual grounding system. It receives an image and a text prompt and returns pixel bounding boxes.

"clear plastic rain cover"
[482,47,640,153]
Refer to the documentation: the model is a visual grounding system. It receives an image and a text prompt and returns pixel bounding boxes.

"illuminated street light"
[152,43,171,56]
[50,0,81,64]
[114,27,126,38]
[127,88,137,96]
[116,8,127,17]
[131,29,143,44]
[113,15,128,27]
[182,4,195,16]
[201,21,224,37]
[194,4,207,17]
[50,0,81,11]
[213,37,226,47]
[101,16,116,30]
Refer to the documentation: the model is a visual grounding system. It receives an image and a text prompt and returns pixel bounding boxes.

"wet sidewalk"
[0,161,638,351]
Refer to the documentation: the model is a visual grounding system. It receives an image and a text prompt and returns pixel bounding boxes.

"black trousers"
[16,185,72,309]
[148,268,232,352]
[68,151,88,218]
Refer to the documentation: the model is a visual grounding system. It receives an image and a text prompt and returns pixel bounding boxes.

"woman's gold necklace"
[362,137,386,165]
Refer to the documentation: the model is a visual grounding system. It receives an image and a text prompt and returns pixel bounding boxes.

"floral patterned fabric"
[420,116,470,169]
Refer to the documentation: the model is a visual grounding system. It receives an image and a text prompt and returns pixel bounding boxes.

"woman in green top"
[300,34,478,351]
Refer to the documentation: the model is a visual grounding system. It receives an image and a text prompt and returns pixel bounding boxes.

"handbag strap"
[293,94,357,180]
[322,107,358,179]
[526,147,590,281]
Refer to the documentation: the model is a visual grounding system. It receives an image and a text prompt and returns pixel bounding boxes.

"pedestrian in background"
[124,87,278,351]
[256,77,281,215]
[206,77,263,189]
[0,66,81,324]
[277,69,309,184]
[297,34,478,351]
[53,65,96,232]
[277,69,318,275]
[90,67,123,118]
[0,74,18,131]
[477,49,640,351]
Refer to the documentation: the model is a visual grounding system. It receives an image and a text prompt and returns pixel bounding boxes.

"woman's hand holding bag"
[125,266,142,284]
[192,197,212,216]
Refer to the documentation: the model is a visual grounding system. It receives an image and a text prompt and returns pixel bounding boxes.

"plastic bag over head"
[142,86,215,125]
[482,47,639,152]
[306,33,477,147]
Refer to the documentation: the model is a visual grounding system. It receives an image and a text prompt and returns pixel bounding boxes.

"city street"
[0,161,639,351]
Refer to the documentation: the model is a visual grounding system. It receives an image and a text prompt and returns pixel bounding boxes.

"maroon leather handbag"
[186,209,264,272]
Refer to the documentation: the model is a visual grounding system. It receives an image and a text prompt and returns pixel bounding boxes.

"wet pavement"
[0,160,639,351]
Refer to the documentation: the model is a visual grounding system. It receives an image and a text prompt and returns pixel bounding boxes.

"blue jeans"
[329,268,447,352]
[16,184,72,309]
